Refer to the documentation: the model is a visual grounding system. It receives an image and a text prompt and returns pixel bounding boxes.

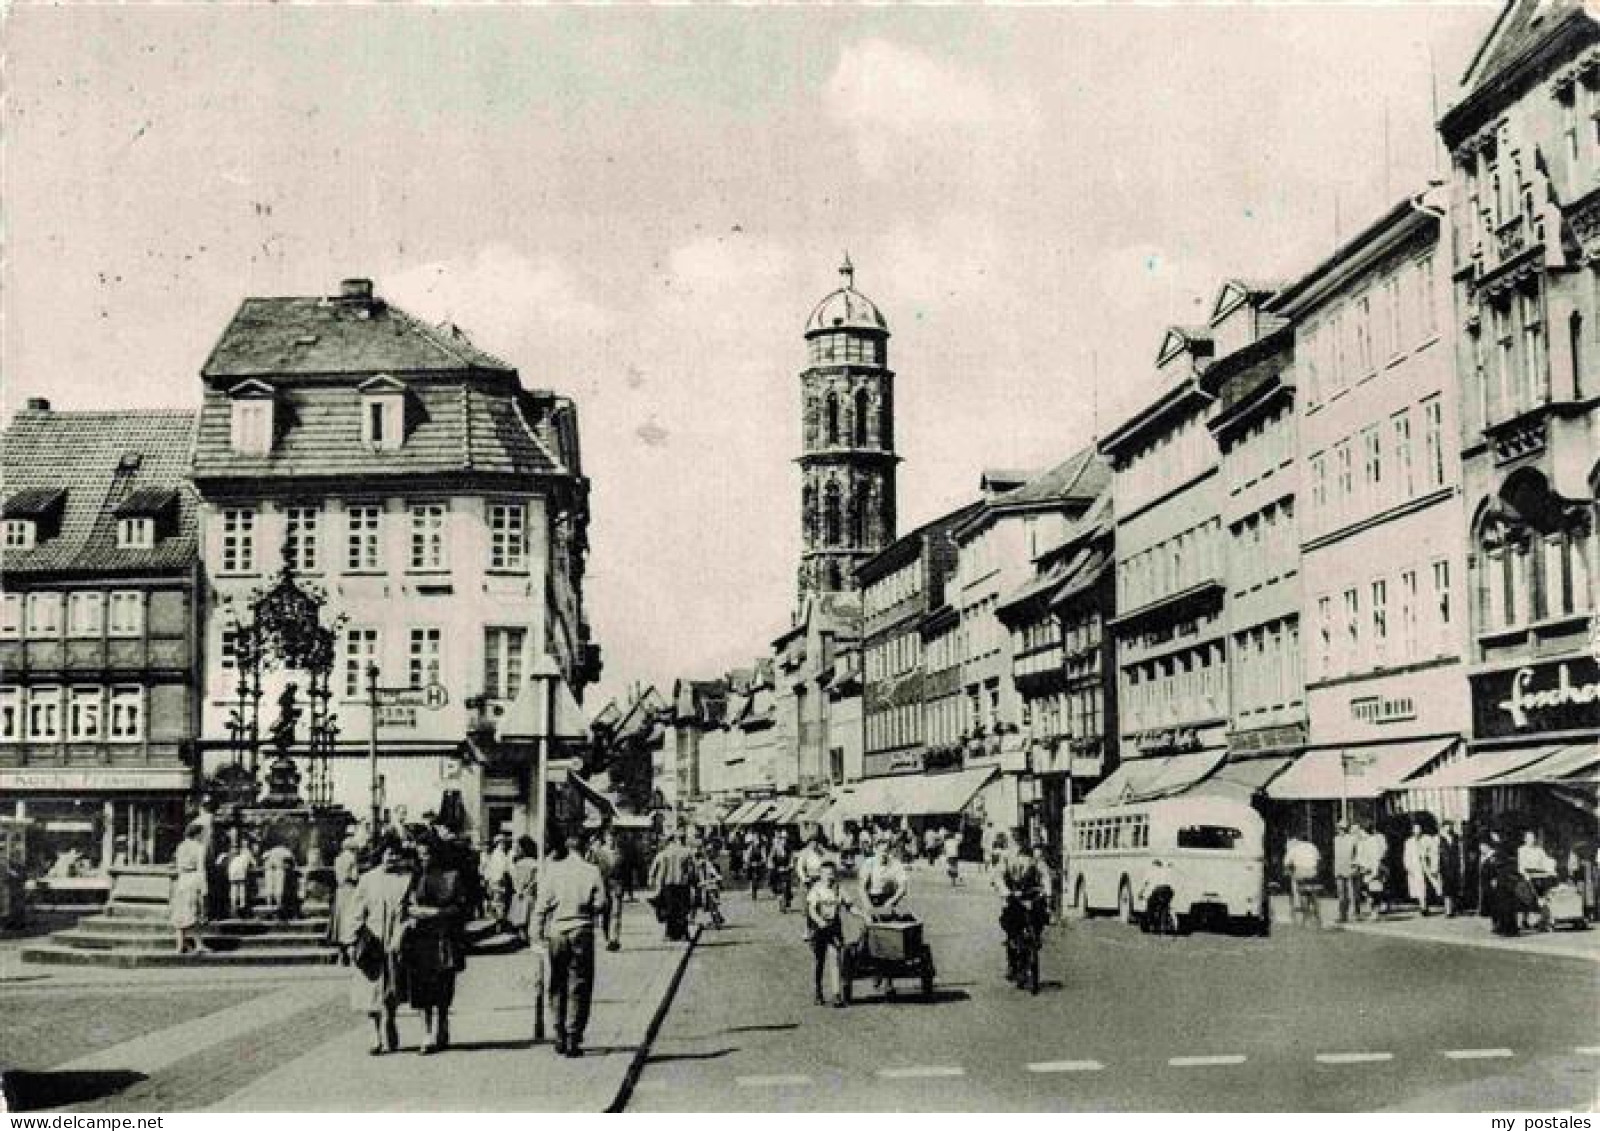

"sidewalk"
[211,905,699,1112]
[1270,894,1600,963]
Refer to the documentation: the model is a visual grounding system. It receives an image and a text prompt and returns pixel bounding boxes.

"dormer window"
[228,380,276,456]
[359,375,406,451]
[3,519,36,550]
[117,517,154,549]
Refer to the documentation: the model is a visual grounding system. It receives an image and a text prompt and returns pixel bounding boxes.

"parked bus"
[1065,796,1267,933]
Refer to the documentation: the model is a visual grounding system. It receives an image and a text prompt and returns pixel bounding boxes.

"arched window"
[802,482,817,547]
[852,480,872,546]
[1572,312,1585,400]
[824,560,841,590]
[823,482,842,545]
[824,391,840,446]
[854,388,871,447]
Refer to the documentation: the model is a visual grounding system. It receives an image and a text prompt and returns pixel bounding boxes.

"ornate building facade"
[797,257,899,604]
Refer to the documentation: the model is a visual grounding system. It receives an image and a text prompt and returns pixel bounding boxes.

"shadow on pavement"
[644,1047,737,1064]
[842,988,971,1007]
[2,1070,147,1111]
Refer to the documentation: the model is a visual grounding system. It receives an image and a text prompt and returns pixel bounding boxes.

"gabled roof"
[1156,325,1214,371]
[1208,279,1282,327]
[192,381,567,482]
[114,486,178,517]
[202,292,513,380]
[1,408,198,576]
[2,486,65,519]
[994,446,1110,509]
[1461,0,1590,93]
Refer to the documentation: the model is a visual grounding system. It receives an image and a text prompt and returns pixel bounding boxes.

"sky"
[3,3,1499,707]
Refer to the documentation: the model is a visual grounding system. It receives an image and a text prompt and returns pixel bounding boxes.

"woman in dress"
[351,835,415,1055]
[403,835,468,1054]
[326,835,361,963]
[508,835,540,946]
[169,822,209,955]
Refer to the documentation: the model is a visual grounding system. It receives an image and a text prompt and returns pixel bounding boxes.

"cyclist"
[769,832,795,912]
[997,841,1048,987]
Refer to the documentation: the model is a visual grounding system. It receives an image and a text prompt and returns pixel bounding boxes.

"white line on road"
[1168,1055,1248,1067]
[736,1074,814,1087]
[1027,1060,1105,1073]
[876,1066,967,1080]
[1315,1052,1395,1065]
[1575,1047,1600,1056]
[1443,1049,1515,1060]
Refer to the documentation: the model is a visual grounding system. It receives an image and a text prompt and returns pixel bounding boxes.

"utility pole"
[367,662,381,832]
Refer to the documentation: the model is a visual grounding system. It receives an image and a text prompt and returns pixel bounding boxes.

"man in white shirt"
[1284,836,1322,926]
[861,838,909,915]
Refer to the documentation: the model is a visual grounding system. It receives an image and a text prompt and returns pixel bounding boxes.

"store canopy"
[568,770,619,818]
[767,797,806,825]
[833,766,998,821]
[1267,741,1453,802]
[723,800,761,825]
[1477,743,1600,787]
[1188,755,1294,803]
[1082,750,1227,808]
[1399,746,1554,793]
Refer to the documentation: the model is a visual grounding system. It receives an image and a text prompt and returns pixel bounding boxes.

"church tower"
[797,255,899,606]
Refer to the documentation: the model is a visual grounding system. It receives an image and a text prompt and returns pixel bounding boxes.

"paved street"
[630,864,1600,1112]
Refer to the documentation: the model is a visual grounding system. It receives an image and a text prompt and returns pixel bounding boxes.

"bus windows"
[1177,825,1241,850]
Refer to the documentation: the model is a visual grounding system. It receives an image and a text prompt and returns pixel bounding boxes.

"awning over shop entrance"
[831,767,998,822]
[1399,746,1553,792]
[1475,743,1600,787]
[1266,740,1453,801]
[722,800,760,825]
[1081,750,1227,808]
[1188,755,1294,803]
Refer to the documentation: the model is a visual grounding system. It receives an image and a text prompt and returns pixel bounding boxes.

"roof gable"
[357,374,407,395]
[228,378,276,399]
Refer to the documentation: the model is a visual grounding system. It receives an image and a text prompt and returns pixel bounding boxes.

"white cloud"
[824,38,1041,180]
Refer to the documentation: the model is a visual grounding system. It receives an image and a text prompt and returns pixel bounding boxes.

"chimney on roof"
[24,397,50,412]
[338,278,374,302]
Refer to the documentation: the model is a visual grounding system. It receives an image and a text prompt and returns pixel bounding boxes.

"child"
[695,847,725,929]
[806,859,854,1008]
[227,838,257,917]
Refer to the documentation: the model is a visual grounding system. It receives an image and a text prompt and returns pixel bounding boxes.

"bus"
[1065,796,1267,933]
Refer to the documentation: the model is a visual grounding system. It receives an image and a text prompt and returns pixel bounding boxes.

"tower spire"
[839,251,854,289]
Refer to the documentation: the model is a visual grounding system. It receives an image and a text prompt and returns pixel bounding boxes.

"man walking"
[1438,821,1463,917]
[535,829,608,1059]
[587,827,623,952]
[1357,823,1389,919]
[648,831,697,942]
[1332,821,1358,923]
[1284,835,1321,926]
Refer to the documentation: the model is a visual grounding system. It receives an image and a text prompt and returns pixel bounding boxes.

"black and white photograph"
[1,0,1597,1116]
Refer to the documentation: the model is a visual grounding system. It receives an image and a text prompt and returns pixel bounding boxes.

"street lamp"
[502,653,564,854]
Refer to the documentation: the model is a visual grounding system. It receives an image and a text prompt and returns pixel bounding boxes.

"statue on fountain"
[261,683,305,807]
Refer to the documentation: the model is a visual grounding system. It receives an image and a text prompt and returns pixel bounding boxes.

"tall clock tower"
[796,255,899,607]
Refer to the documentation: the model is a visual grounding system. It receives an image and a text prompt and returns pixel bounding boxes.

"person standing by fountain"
[169,822,210,956]
[327,835,361,963]
[404,834,468,1054]
[263,840,297,918]
[351,835,414,1055]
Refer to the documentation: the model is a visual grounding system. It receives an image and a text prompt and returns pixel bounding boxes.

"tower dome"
[804,255,888,336]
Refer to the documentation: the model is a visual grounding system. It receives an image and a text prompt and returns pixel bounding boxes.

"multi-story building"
[796,257,899,603]
[1,404,202,875]
[857,502,978,780]
[191,278,598,841]
[1267,198,1471,842]
[998,488,1117,859]
[952,450,1108,835]
[823,640,864,787]
[1438,1,1599,784]
[1100,328,1231,795]
[773,591,862,797]
[1199,282,1305,772]
[919,600,965,778]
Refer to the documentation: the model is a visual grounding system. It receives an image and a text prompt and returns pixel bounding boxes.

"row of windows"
[1230,500,1297,593]
[1300,252,1439,408]
[230,391,405,458]
[1074,814,1150,854]
[1222,405,1293,491]
[2,515,157,552]
[0,685,145,743]
[1306,397,1447,536]
[1465,285,1584,430]
[807,333,885,367]
[1024,686,1103,743]
[865,632,921,683]
[1310,560,1455,683]
[926,694,962,748]
[1119,518,1224,613]
[863,560,921,617]
[1117,415,1215,519]
[1,591,145,640]
[1478,523,1595,633]
[1232,619,1302,715]
[865,702,920,752]
[1121,643,1227,733]
[961,595,1004,663]
[217,500,528,577]
[923,626,960,675]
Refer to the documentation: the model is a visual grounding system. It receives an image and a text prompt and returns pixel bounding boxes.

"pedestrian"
[1284,835,1321,926]
[350,834,413,1056]
[1438,821,1463,918]
[508,835,540,946]
[1478,829,1502,920]
[694,843,725,928]
[227,836,257,918]
[1517,829,1556,931]
[1402,823,1428,914]
[1332,821,1358,923]
[536,829,607,1059]
[587,826,623,951]
[327,835,361,963]
[1418,822,1442,915]
[943,828,961,886]
[806,859,853,1008]
[1357,823,1389,919]
[861,837,910,915]
[485,831,514,931]
[746,832,768,901]
[262,840,296,916]
[769,831,794,912]
[1486,838,1524,937]
[648,831,696,942]
[989,831,1009,875]
[168,822,209,956]
[403,834,468,1055]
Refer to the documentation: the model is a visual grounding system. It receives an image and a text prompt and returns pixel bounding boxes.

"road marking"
[736,1074,814,1087]
[877,1066,966,1079]
[1027,1060,1105,1073]
[1443,1049,1514,1060]
[1168,1055,1247,1067]
[1575,1047,1600,1056]
[1315,1052,1394,1064]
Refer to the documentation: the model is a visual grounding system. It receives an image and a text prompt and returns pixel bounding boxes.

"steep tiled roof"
[202,295,513,379]
[996,446,1111,508]
[1,409,198,576]
[192,381,566,482]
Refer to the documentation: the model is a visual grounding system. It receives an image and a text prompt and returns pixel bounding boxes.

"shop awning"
[832,766,998,820]
[1082,750,1227,808]
[766,797,806,825]
[1475,743,1600,787]
[1267,740,1453,802]
[737,799,782,825]
[1399,746,1553,792]
[568,770,618,818]
[723,800,760,825]
[1188,755,1294,803]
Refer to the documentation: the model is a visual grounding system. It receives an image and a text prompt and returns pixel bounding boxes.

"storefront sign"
[376,705,418,729]
[1471,655,1600,739]
[0,768,191,793]
[1133,727,1202,754]
[864,748,924,776]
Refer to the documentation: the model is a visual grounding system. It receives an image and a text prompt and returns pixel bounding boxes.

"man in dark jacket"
[649,832,697,942]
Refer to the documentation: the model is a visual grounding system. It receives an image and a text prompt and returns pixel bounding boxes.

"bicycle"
[1002,893,1043,994]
